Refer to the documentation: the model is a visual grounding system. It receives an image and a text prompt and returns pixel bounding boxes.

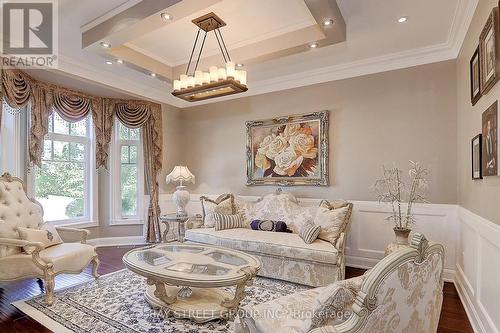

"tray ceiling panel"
[128,0,317,67]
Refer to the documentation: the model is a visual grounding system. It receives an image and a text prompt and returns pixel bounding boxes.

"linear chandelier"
[172,12,248,102]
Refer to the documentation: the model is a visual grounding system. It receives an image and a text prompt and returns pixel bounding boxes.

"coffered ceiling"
[47,0,477,108]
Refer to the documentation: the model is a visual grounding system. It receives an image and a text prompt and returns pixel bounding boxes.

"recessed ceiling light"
[150,73,157,77]
[161,12,173,21]
[236,63,244,68]
[116,59,123,64]
[105,60,113,65]
[309,42,319,49]
[397,16,408,23]
[100,42,111,48]
[322,18,334,26]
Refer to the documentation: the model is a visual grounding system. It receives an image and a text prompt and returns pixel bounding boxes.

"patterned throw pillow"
[319,199,349,210]
[250,220,291,233]
[200,194,234,228]
[214,213,245,231]
[299,223,321,244]
[313,205,350,244]
[17,224,63,254]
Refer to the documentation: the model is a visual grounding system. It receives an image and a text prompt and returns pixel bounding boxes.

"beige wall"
[176,60,458,203]
[457,0,500,225]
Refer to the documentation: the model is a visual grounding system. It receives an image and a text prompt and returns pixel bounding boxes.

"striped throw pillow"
[214,213,245,231]
[299,223,321,244]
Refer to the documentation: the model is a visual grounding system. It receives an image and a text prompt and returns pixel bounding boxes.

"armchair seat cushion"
[185,227,338,264]
[40,243,96,273]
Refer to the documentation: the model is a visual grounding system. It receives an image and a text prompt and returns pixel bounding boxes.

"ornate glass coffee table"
[123,243,261,323]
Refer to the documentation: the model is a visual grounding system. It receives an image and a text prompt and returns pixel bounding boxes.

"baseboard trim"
[87,236,147,248]
[454,265,485,333]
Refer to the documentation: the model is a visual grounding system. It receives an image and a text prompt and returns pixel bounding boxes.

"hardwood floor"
[0,246,474,333]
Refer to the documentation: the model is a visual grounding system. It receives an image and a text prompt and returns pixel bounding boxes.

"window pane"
[129,128,140,140]
[121,163,137,216]
[53,113,69,135]
[119,123,129,140]
[53,141,69,161]
[35,161,86,221]
[69,120,87,137]
[121,146,130,163]
[70,143,85,161]
[130,146,137,163]
[43,140,52,160]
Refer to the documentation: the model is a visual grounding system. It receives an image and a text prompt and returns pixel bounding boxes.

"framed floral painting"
[246,111,329,186]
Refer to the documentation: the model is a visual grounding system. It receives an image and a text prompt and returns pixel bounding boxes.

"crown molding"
[180,0,479,108]
[52,0,478,108]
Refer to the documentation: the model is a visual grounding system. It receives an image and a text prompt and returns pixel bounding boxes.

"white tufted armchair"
[0,172,99,305]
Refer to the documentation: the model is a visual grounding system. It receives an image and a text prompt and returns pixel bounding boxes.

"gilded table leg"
[162,221,170,242]
[220,266,258,319]
[92,255,100,279]
[146,278,177,305]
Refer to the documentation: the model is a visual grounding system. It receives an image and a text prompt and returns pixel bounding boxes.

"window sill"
[110,219,144,226]
[48,220,99,229]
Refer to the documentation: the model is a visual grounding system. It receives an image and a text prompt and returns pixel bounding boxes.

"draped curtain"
[0,67,163,243]
[113,102,163,243]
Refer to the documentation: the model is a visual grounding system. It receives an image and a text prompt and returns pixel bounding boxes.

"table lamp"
[165,166,195,217]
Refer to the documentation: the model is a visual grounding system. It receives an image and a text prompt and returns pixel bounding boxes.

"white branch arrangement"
[372,161,429,230]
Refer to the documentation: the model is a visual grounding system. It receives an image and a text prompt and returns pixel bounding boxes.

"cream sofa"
[237,233,445,333]
[0,173,99,305]
[184,191,353,287]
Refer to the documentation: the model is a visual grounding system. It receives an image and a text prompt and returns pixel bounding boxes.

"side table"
[160,214,194,242]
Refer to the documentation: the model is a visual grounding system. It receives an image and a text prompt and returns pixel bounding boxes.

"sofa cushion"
[185,228,338,264]
[214,213,245,231]
[200,194,234,228]
[249,192,316,233]
[314,205,350,245]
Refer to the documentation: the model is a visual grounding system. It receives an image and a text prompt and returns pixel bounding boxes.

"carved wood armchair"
[0,173,99,305]
[237,233,445,333]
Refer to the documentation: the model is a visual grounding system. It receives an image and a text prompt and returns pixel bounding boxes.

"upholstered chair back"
[334,234,444,333]
[0,173,44,257]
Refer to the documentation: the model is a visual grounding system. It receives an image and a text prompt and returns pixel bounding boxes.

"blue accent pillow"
[250,220,291,233]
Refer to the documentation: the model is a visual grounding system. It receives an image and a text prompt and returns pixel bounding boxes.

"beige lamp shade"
[166,166,195,185]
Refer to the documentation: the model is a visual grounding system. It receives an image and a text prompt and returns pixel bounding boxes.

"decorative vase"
[385,227,411,256]
[172,185,190,217]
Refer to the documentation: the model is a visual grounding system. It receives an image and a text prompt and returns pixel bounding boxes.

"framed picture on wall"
[246,111,329,186]
[479,7,500,94]
[472,134,482,179]
[482,101,499,176]
[470,46,481,105]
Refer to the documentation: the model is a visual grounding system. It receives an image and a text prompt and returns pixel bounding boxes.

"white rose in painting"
[273,147,304,176]
[284,123,301,137]
[289,133,318,159]
[264,134,288,159]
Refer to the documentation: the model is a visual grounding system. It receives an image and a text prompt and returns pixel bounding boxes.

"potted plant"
[372,161,429,252]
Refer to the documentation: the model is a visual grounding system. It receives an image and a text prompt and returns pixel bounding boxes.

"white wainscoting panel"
[456,207,500,333]
[159,194,457,281]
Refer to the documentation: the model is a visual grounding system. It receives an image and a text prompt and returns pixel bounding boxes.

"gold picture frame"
[246,111,329,186]
[479,7,500,94]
